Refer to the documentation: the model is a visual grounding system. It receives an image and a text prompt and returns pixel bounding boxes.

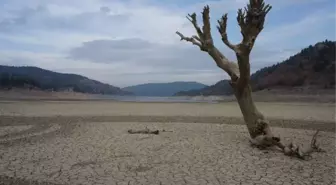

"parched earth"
[0,101,335,185]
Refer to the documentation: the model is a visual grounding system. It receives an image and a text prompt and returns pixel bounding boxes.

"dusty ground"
[0,101,335,185]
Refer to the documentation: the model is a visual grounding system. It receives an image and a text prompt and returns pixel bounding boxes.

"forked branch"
[177,0,273,88]
[176,31,204,50]
[217,14,238,52]
[236,0,272,52]
[230,0,272,87]
[176,6,215,51]
[186,13,203,41]
[176,5,240,80]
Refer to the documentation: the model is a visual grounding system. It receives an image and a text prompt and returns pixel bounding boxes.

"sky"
[0,0,335,87]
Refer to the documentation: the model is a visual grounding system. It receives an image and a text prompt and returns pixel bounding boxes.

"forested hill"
[175,40,335,96]
[123,82,207,96]
[174,80,232,96]
[251,40,335,90]
[0,65,132,95]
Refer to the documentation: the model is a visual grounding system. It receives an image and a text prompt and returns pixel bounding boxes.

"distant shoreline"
[0,88,334,103]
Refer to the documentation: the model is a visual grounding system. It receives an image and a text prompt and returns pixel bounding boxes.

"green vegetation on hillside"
[174,80,232,96]
[251,40,335,90]
[123,82,207,96]
[0,65,131,95]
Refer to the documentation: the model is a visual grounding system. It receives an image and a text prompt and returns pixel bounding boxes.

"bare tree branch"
[237,0,272,52]
[186,13,204,41]
[192,35,202,42]
[229,0,272,89]
[217,14,238,52]
[176,31,205,50]
[201,5,213,47]
[176,5,240,80]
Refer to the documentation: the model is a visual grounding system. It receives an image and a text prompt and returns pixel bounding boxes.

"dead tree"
[176,0,323,160]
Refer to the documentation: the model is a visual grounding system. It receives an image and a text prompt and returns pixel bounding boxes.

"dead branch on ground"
[127,128,173,135]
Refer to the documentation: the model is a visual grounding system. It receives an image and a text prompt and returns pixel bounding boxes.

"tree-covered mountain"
[175,40,335,96]
[174,80,233,96]
[123,82,207,96]
[0,65,131,95]
[251,40,335,90]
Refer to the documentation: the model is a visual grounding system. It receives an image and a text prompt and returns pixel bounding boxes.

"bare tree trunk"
[234,85,265,138]
[233,83,282,149]
[176,0,324,160]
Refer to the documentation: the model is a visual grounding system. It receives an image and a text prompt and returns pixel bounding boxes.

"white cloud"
[258,11,335,46]
[0,0,193,46]
[0,0,334,87]
[0,48,226,87]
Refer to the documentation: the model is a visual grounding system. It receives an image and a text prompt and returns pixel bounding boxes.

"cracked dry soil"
[0,101,335,185]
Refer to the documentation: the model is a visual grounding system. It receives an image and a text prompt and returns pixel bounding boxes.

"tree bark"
[234,85,265,138]
[233,51,272,139]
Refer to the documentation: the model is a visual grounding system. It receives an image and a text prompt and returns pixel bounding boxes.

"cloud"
[68,38,218,71]
[0,0,334,87]
[258,11,335,46]
[0,0,193,45]
[68,38,286,68]
[69,39,223,83]
[0,5,129,34]
[67,37,300,85]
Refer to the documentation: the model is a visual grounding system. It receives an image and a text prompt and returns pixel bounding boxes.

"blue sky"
[0,0,335,87]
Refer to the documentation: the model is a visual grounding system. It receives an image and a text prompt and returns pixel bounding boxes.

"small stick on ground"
[127,128,173,135]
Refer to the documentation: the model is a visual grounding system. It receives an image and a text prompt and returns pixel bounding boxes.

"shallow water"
[92,95,221,103]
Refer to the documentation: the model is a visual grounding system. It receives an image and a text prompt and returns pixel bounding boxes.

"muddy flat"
[0,101,335,185]
[0,101,334,121]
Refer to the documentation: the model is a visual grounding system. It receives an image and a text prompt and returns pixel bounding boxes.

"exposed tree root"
[250,130,325,160]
